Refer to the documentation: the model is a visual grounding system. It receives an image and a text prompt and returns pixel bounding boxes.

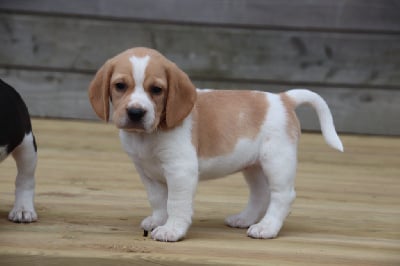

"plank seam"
[1,9,399,35]
[1,65,399,91]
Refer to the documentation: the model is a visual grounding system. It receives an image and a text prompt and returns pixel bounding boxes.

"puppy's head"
[88,47,196,132]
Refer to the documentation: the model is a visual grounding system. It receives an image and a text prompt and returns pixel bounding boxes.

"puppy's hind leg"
[247,143,297,239]
[225,165,269,228]
[8,133,38,223]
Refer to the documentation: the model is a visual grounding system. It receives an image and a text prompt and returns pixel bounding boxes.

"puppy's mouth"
[118,122,147,133]
[114,107,158,133]
[116,118,157,134]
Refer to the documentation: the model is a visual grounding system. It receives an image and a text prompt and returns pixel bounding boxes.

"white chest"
[119,130,164,180]
[118,117,198,182]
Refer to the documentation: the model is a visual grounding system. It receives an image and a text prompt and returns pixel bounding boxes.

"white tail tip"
[286,89,344,152]
[327,133,344,152]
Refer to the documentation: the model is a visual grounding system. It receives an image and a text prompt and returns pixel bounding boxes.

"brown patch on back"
[193,90,268,158]
[280,93,300,142]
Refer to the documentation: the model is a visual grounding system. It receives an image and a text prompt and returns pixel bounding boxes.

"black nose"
[127,107,146,122]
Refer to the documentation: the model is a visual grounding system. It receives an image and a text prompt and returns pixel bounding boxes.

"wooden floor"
[0,119,399,266]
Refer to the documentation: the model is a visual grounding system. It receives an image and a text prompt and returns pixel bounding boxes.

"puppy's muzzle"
[127,107,147,122]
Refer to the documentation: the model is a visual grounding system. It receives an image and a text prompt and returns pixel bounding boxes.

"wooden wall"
[0,0,399,135]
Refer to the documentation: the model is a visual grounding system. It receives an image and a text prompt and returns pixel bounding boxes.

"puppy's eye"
[115,82,127,92]
[150,86,163,95]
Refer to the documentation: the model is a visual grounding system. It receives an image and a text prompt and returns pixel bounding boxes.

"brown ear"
[88,59,114,121]
[165,63,197,129]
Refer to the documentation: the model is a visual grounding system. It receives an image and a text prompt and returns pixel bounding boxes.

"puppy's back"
[0,79,33,156]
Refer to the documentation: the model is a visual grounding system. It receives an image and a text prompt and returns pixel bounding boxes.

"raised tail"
[285,89,343,152]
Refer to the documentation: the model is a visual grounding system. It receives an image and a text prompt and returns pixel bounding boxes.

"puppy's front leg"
[9,133,37,223]
[151,166,198,242]
[136,168,168,232]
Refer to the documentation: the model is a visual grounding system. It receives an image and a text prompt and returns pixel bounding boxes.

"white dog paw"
[141,215,166,232]
[8,207,37,223]
[225,213,257,228]
[151,225,186,242]
[247,220,282,239]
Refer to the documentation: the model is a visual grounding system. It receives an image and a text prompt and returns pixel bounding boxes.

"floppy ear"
[164,62,197,129]
[88,59,113,121]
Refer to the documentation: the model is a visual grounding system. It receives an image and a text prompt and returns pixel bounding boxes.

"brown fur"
[89,47,297,158]
[88,58,114,121]
[88,47,196,131]
[280,93,300,142]
[192,90,268,158]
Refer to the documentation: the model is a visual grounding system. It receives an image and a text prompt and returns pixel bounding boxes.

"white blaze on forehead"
[128,55,151,107]
[130,55,150,89]
[127,54,156,131]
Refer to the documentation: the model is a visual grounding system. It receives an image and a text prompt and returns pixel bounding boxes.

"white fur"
[120,92,301,241]
[286,89,343,152]
[8,132,38,223]
[120,87,341,241]
[199,137,260,180]
[128,55,156,132]
[118,85,341,241]
[130,55,149,87]
[220,93,298,237]
[0,145,8,162]
[245,93,297,238]
[120,115,198,241]
[196,88,212,93]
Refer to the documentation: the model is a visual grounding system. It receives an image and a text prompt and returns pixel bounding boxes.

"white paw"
[8,206,37,223]
[141,215,166,232]
[151,225,186,242]
[247,220,282,239]
[225,213,258,228]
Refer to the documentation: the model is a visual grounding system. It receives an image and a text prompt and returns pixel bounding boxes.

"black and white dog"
[0,79,37,223]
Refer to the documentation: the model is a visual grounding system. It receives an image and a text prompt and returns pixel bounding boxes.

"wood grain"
[0,119,399,265]
[1,13,399,87]
[1,0,399,32]
[0,0,399,135]
[2,69,400,135]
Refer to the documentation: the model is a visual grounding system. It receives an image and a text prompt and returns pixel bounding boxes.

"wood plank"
[0,119,399,266]
[0,0,399,33]
[2,69,400,135]
[1,13,399,88]
[0,69,97,120]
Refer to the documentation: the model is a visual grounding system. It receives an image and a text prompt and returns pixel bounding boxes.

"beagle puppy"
[89,47,343,242]
[0,79,38,223]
